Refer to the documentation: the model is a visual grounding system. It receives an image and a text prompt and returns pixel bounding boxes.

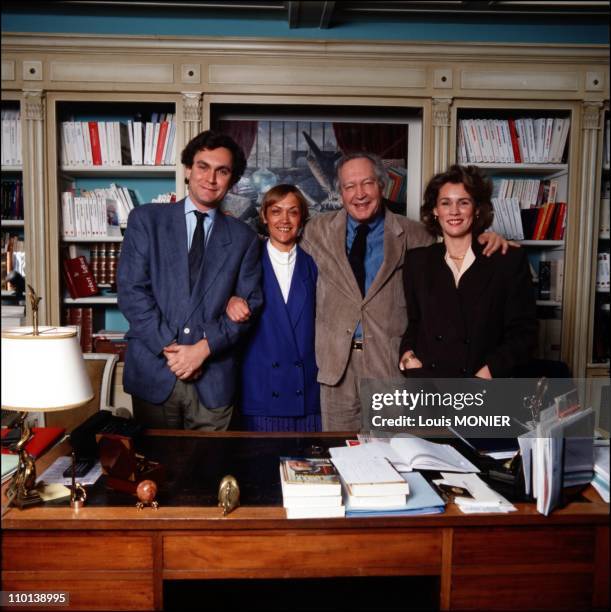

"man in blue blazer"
[117,131,262,430]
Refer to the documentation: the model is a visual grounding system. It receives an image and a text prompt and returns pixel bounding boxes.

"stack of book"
[279,457,345,519]
[1,108,22,166]
[332,454,410,511]
[59,114,176,168]
[458,117,570,164]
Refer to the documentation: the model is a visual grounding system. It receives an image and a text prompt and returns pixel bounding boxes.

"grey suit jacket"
[301,208,433,385]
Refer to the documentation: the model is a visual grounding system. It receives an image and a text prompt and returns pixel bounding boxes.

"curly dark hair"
[421,165,494,237]
[180,130,247,187]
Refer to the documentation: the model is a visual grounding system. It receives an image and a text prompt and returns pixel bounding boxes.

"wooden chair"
[45,353,119,432]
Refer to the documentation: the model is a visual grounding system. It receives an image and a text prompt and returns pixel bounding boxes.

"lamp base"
[6,411,43,510]
[8,486,43,509]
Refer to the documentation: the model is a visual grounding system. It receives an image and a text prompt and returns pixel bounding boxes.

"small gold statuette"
[218,475,240,516]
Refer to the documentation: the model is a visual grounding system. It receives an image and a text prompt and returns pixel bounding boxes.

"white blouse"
[267,241,297,303]
[444,245,476,287]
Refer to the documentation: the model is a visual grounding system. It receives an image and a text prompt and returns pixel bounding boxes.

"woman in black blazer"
[399,165,537,378]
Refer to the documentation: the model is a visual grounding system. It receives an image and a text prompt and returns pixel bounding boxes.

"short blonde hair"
[260,184,309,227]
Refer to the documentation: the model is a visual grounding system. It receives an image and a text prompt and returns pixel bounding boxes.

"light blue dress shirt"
[346,211,385,339]
[184,197,216,250]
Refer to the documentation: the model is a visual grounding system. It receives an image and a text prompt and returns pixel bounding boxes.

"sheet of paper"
[329,441,410,471]
[36,456,102,486]
[331,455,405,485]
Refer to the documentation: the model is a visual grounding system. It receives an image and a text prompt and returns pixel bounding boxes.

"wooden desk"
[1,432,609,611]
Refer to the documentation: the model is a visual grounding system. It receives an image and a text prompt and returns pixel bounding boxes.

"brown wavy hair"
[421,164,494,237]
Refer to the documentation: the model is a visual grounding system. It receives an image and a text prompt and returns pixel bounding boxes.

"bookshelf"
[1,95,26,329]
[587,109,610,374]
[453,104,575,363]
[46,94,180,354]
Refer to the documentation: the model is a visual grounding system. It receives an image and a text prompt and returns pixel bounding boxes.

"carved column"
[182,92,202,143]
[21,90,50,325]
[569,101,603,377]
[432,98,452,175]
[178,92,203,199]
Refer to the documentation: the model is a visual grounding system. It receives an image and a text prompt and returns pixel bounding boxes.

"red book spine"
[88,121,102,166]
[552,202,567,240]
[507,118,522,164]
[69,307,84,350]
[62,257,79,299]
[532,204,548,240]
[539,202,556,240]
[154,121,169,166]
[81,307,93,353]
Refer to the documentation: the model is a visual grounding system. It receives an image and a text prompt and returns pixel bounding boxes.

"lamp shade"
[1,326,94,411]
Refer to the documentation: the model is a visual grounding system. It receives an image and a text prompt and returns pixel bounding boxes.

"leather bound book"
[63,255,98,299]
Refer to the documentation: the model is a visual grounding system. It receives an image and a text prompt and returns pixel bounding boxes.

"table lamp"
[1,287,93,508]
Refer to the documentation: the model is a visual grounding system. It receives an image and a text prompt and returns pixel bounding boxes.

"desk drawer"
[449,527,595,610]
[2,533,153,571]
[164,530,441,579]
[2,572,154,611]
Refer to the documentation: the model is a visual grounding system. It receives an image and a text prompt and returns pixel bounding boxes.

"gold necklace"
[449,253,466,260]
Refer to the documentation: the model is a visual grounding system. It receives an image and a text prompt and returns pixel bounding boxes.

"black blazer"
[400,240,537,378]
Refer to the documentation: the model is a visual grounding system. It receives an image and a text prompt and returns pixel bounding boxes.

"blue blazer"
[240,244,320,417]
[117,200,262,408]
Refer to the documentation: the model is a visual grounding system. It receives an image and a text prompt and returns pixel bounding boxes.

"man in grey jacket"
[302,153,506,431]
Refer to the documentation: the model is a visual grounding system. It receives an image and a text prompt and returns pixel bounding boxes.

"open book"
[331,436,479,474]
[389,437,480,473]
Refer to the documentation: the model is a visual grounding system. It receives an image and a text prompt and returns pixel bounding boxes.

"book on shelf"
[596,253,610,291]
[62,254,98,299]
[60,114,174,167]
[458,116,569,164]
[1,108,22,166]
[1,179,24,220]
[64,306,96,353]
[1,426,66,459]
[600,180,610,236]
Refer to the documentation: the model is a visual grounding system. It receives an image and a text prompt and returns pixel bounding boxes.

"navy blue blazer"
[240,244,320,417]
[117,199,262,408]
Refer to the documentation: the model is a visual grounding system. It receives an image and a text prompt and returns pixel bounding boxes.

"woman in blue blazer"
[229,184,321,431]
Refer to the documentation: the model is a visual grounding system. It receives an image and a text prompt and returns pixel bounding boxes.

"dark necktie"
[189,211,207,291]
[348,223,370,297]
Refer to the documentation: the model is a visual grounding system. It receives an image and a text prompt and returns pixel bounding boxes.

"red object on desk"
[1,427,66,459]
